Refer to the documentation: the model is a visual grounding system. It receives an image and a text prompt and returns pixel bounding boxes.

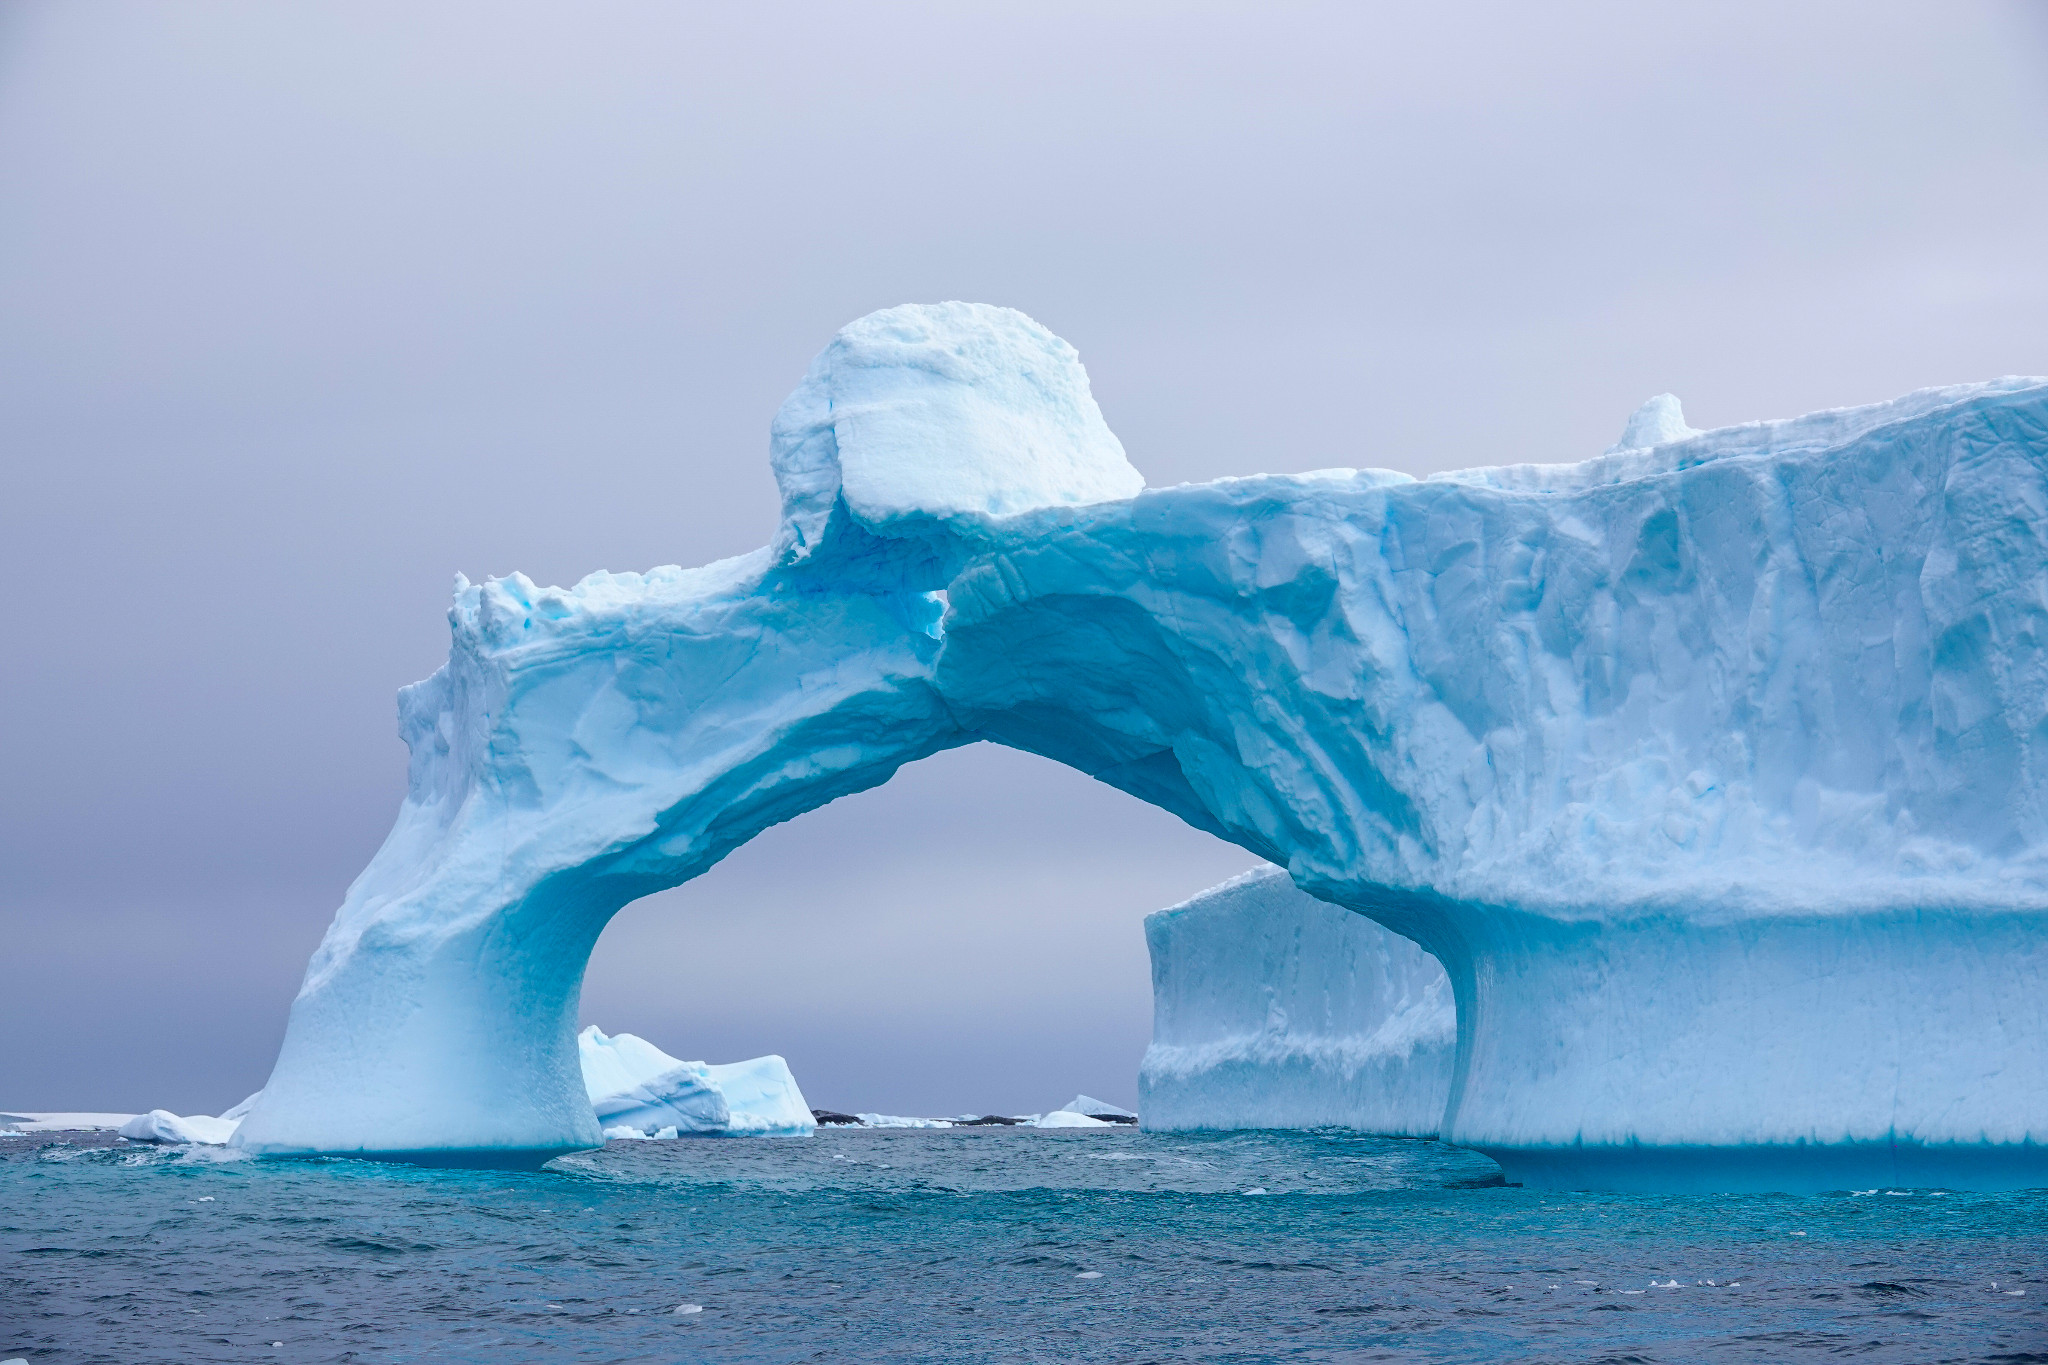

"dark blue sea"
[3,1126,2044,1364]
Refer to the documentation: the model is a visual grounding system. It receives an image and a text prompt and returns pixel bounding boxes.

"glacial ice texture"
[1141,867,1454,1135]
[230,300,2048,1191]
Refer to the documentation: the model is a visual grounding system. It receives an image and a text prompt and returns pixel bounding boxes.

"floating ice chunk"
[1032,1109,1113,1128]
[62,1094,264,1147]
[119,1110,239,1145]
[1056,1095,1137,1121]
[579,1026,813,1137]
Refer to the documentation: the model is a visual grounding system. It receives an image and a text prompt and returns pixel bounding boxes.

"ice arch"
[235,303,2048,1191]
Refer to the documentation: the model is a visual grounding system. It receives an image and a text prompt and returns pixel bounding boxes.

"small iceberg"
[115,1092,261,1146]
[101,1030,815,1149]
[1028,1096,1138,1128]
[119,1111,241,1145]
[580,1026,814,1138]
[1058,1095,1137,1123]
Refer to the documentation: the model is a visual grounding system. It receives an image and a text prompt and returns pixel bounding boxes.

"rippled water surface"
[3,1127,2044,1363]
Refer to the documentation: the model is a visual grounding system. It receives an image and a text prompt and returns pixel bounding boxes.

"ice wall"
[1141,867,1453,1134]
[232,300,2048,1191]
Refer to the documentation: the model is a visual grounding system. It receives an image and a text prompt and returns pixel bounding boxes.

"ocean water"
[3,1127,2043,1364]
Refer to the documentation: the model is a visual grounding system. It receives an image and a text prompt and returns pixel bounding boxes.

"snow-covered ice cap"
[770,302,1144,559]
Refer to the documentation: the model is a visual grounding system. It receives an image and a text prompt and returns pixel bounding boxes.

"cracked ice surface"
[232,301,2048,1190]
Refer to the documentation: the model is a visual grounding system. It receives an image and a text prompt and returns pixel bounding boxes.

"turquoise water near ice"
[3,1126,2044,1363]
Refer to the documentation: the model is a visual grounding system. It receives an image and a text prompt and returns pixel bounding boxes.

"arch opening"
[577,742,1261,1121]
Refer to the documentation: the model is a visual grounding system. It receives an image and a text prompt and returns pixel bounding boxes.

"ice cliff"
[1141,866,1454,1134]
[232,300,2048,1191]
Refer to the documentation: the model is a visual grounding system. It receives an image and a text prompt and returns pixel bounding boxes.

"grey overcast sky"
[3,2,2045,1117]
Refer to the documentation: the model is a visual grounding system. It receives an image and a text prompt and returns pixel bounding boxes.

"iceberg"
[1140,866,1454,1134]
[228,300,2048,1192]
[579,1026,815,1138]
[1058,1095,1137,1122]
[578,1027,729,1136]
[1021,1097,1137,1128]
[113,1092,261,1146]
[702,1056,817,1137]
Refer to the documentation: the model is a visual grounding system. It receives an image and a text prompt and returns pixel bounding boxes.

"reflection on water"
[2,1127,2043,1363]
